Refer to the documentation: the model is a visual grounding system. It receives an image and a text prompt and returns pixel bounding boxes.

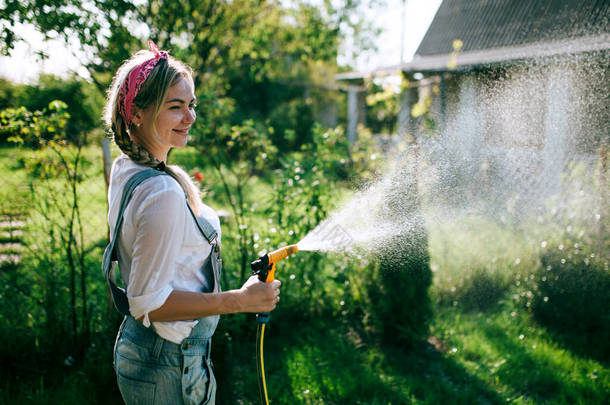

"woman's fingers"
[239,276,282,312]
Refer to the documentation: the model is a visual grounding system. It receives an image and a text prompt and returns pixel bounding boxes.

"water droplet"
[290,274,296,280]
[451,347,457,353]
[64,355,75,367]
[519,334,525,340]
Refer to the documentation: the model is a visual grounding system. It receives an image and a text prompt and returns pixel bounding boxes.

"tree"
[1,0,379,143]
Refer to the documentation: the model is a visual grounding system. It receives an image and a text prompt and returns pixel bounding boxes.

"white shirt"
[107,154,221,344]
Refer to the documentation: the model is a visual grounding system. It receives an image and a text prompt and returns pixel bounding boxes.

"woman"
[103,41,281,404]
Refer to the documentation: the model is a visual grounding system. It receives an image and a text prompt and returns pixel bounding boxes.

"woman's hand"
[237,275,281,313]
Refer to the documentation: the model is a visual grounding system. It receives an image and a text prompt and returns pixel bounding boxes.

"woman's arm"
[139,276,281,323]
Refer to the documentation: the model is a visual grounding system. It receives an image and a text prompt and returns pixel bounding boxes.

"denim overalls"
[103,169,222,405]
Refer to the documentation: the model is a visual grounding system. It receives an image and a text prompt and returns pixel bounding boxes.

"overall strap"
[102,169,166,316]
[186,204,218,245]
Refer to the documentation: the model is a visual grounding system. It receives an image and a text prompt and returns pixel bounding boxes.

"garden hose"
[256,322,269,405]
[250,244,299,405]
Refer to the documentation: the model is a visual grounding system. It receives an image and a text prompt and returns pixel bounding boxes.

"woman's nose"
[184,108,196,123]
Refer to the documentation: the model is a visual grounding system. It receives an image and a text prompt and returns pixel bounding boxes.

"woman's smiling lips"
[173,128,190,136]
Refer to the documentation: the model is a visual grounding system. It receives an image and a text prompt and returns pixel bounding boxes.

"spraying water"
[296,55,608,257]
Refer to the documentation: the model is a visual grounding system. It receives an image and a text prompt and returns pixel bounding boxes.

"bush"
[268,98,315,152]
[533,243,610,358]
[369,229,432,346]
[366,158,433,346]
[0,101,70,148]
[527,157,609,359]
[437,267,511,312]
[0,76,103,145]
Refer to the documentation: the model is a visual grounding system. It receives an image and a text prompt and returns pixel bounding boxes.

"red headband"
[118,41,169,125]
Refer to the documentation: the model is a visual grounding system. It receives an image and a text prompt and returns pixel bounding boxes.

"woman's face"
[134,76,196,161]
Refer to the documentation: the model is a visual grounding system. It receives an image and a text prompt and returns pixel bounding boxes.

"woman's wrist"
[222,289,245,314]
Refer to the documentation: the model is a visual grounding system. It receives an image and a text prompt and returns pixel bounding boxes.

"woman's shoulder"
[111,155,185,200]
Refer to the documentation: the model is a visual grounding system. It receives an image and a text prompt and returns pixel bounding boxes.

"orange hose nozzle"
[268,244,299,265]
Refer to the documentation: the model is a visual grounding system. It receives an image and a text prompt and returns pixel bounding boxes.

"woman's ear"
[131,108,143,127]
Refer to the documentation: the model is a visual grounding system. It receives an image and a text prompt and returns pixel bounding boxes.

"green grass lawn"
[212,296,608,405]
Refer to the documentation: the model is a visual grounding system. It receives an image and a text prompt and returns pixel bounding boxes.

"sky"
[0,0,442,84]
[346,0,443,72]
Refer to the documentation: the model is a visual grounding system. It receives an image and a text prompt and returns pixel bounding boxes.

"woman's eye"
[170,105,180,110]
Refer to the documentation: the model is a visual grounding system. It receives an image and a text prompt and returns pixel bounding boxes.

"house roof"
[407,0,610,72]
[416,0,609,57]
[336,0,610,80]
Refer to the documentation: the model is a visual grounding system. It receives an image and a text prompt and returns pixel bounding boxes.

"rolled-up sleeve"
[126,182,187,327]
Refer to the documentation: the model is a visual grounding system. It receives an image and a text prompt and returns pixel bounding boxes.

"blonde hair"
[103,50,201,215]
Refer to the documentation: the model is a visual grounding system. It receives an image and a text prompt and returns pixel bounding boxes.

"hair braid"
[112,119,160,167]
